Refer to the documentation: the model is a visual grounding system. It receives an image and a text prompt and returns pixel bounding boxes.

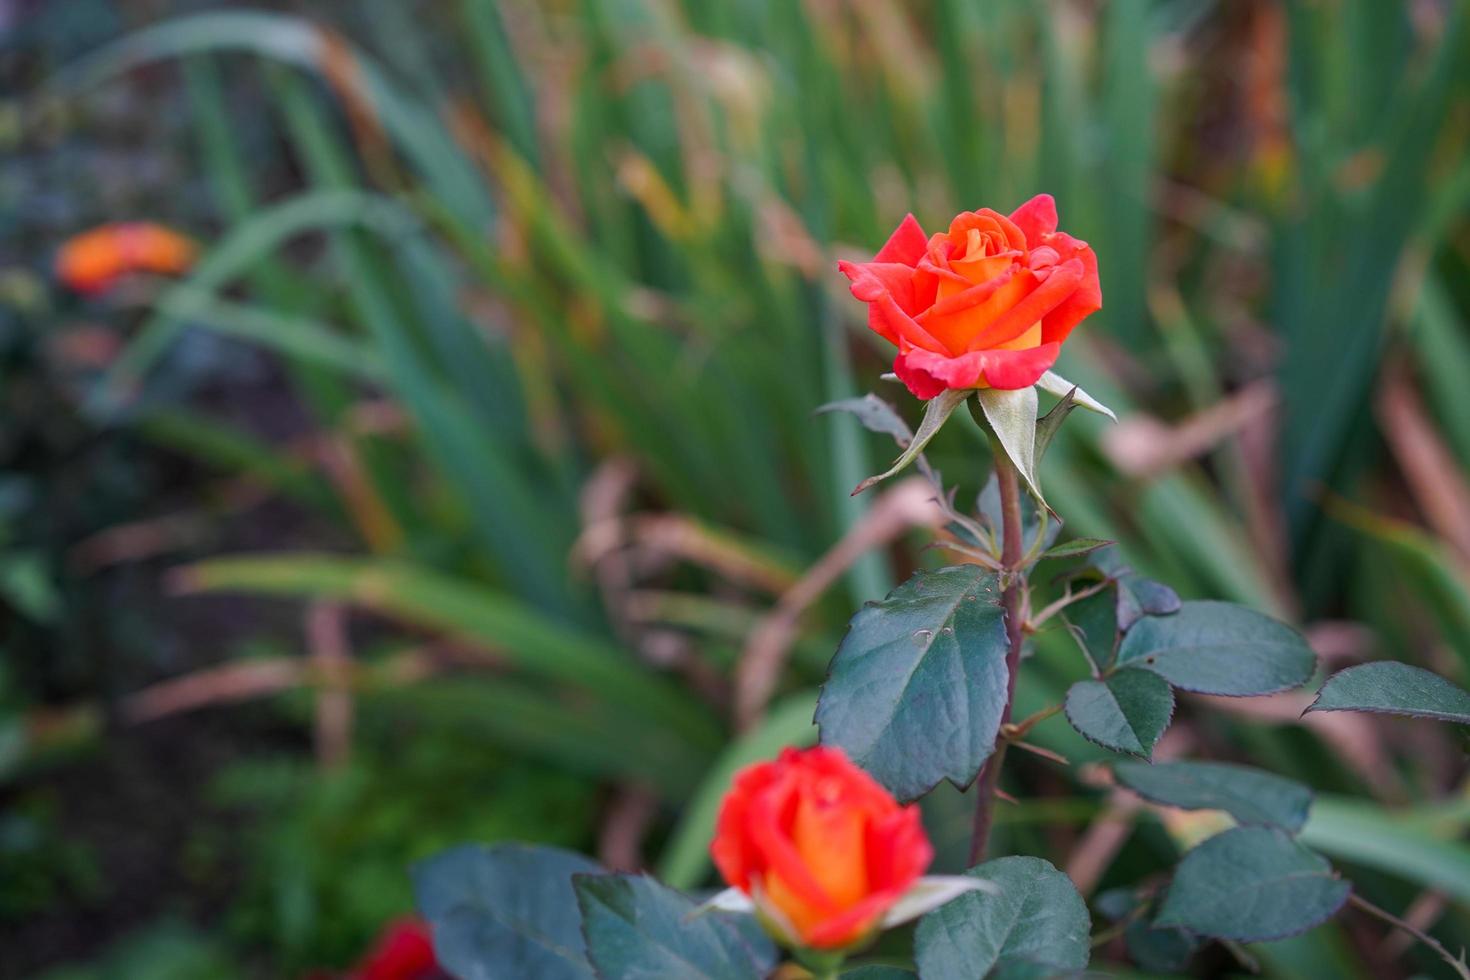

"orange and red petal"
[864,807,932,891]
[895,343,1061,397]
[840,260,947,351]
[947,210,1026,253]
[891,356,952,400]
[921,268,1035,355]
[965,257,1084,352]
[801,746,897,813]
[800,887,904,950]
[711,759,788,890]
[1039,236,1102,344]
[839,260,928,316]
[873,213,929,266]
[743,773,841,916]
[1008,194,1058,245]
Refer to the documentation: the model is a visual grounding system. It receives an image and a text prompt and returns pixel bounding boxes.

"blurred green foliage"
[203,706,593,970]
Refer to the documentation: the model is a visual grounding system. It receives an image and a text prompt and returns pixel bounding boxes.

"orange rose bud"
[55,222,198,295]
[710,746,932,950]
[838,195,1101,399]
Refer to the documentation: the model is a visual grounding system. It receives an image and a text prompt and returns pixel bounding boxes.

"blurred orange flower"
[54,222,198,295]
[710,746,932,950]
[839,195,1101,398]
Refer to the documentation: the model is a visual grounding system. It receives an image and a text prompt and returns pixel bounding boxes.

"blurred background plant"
[1,0,1467,976]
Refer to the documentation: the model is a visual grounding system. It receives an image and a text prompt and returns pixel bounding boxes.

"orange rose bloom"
[710,746,932,950]
[55,222,198,295]
[838,195,1101,399]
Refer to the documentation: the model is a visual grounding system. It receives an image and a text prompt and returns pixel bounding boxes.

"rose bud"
[838,195,1101,399]
[707,746,990,952]
[55,222,198,295]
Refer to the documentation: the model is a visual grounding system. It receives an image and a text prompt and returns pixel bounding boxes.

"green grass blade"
[178,553,723,752]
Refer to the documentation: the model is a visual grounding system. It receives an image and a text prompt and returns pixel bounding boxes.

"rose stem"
[969,441,1026,867]
[1348,893,1470,980]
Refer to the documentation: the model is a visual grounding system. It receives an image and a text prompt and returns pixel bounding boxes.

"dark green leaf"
[817,566,1010,801]
[413,843,600,980]
[1061,587,1119,671]
[1307,661,1470,724]
[1091,887,1136,922]
[1115,575,1182,631]
[1039,537,1114,562]
[1064,670,1173,758]
[1115,601,1316,696]
[1087,545,1131,578]
[574,874,777,980]
[840,969,916,979]
[1033,386,1077,461]
[973,386,1044,506]
[1124,916,1198,974]
[853,388,969,495]
[817,394,913,447]
[1113,760,1313,832]
[1093,889,1199,974]
[1037,370,1117,421]
[1156,827,1349,942]
[1086,546,1181,630]
[915,856,1090,980]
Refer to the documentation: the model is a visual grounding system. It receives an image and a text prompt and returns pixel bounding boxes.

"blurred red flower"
[349,918,439,980]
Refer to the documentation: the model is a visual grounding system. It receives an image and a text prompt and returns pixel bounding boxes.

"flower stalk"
[969,434,1028,866]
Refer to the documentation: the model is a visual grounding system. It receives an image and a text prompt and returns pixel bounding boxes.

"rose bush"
[838,195,1101,399]
[710,745,932,950]
[406,195,1470,979]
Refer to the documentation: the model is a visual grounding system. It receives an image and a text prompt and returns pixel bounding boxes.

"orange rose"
[710,746,932,950]
[838,195,1101,399]
[55,222,198,295]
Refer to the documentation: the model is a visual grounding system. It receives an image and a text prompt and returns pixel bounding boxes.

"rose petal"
[918,266,1036,355]
[839,259,947,351]
[1009,193,1059,244]
[711,762,780,891]
[980,343,1062,389]
[922,265,1018,318]
[897,343,1061,394]
[865,805,933,891]
[801,886,905,949]
[745,773,840,915]
[892,355,953,400]
[966,258,1084,351]
[948,210,1026,253]
[792,784,870,907]
[874,213,929,266]
[1040,235,1102,344]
